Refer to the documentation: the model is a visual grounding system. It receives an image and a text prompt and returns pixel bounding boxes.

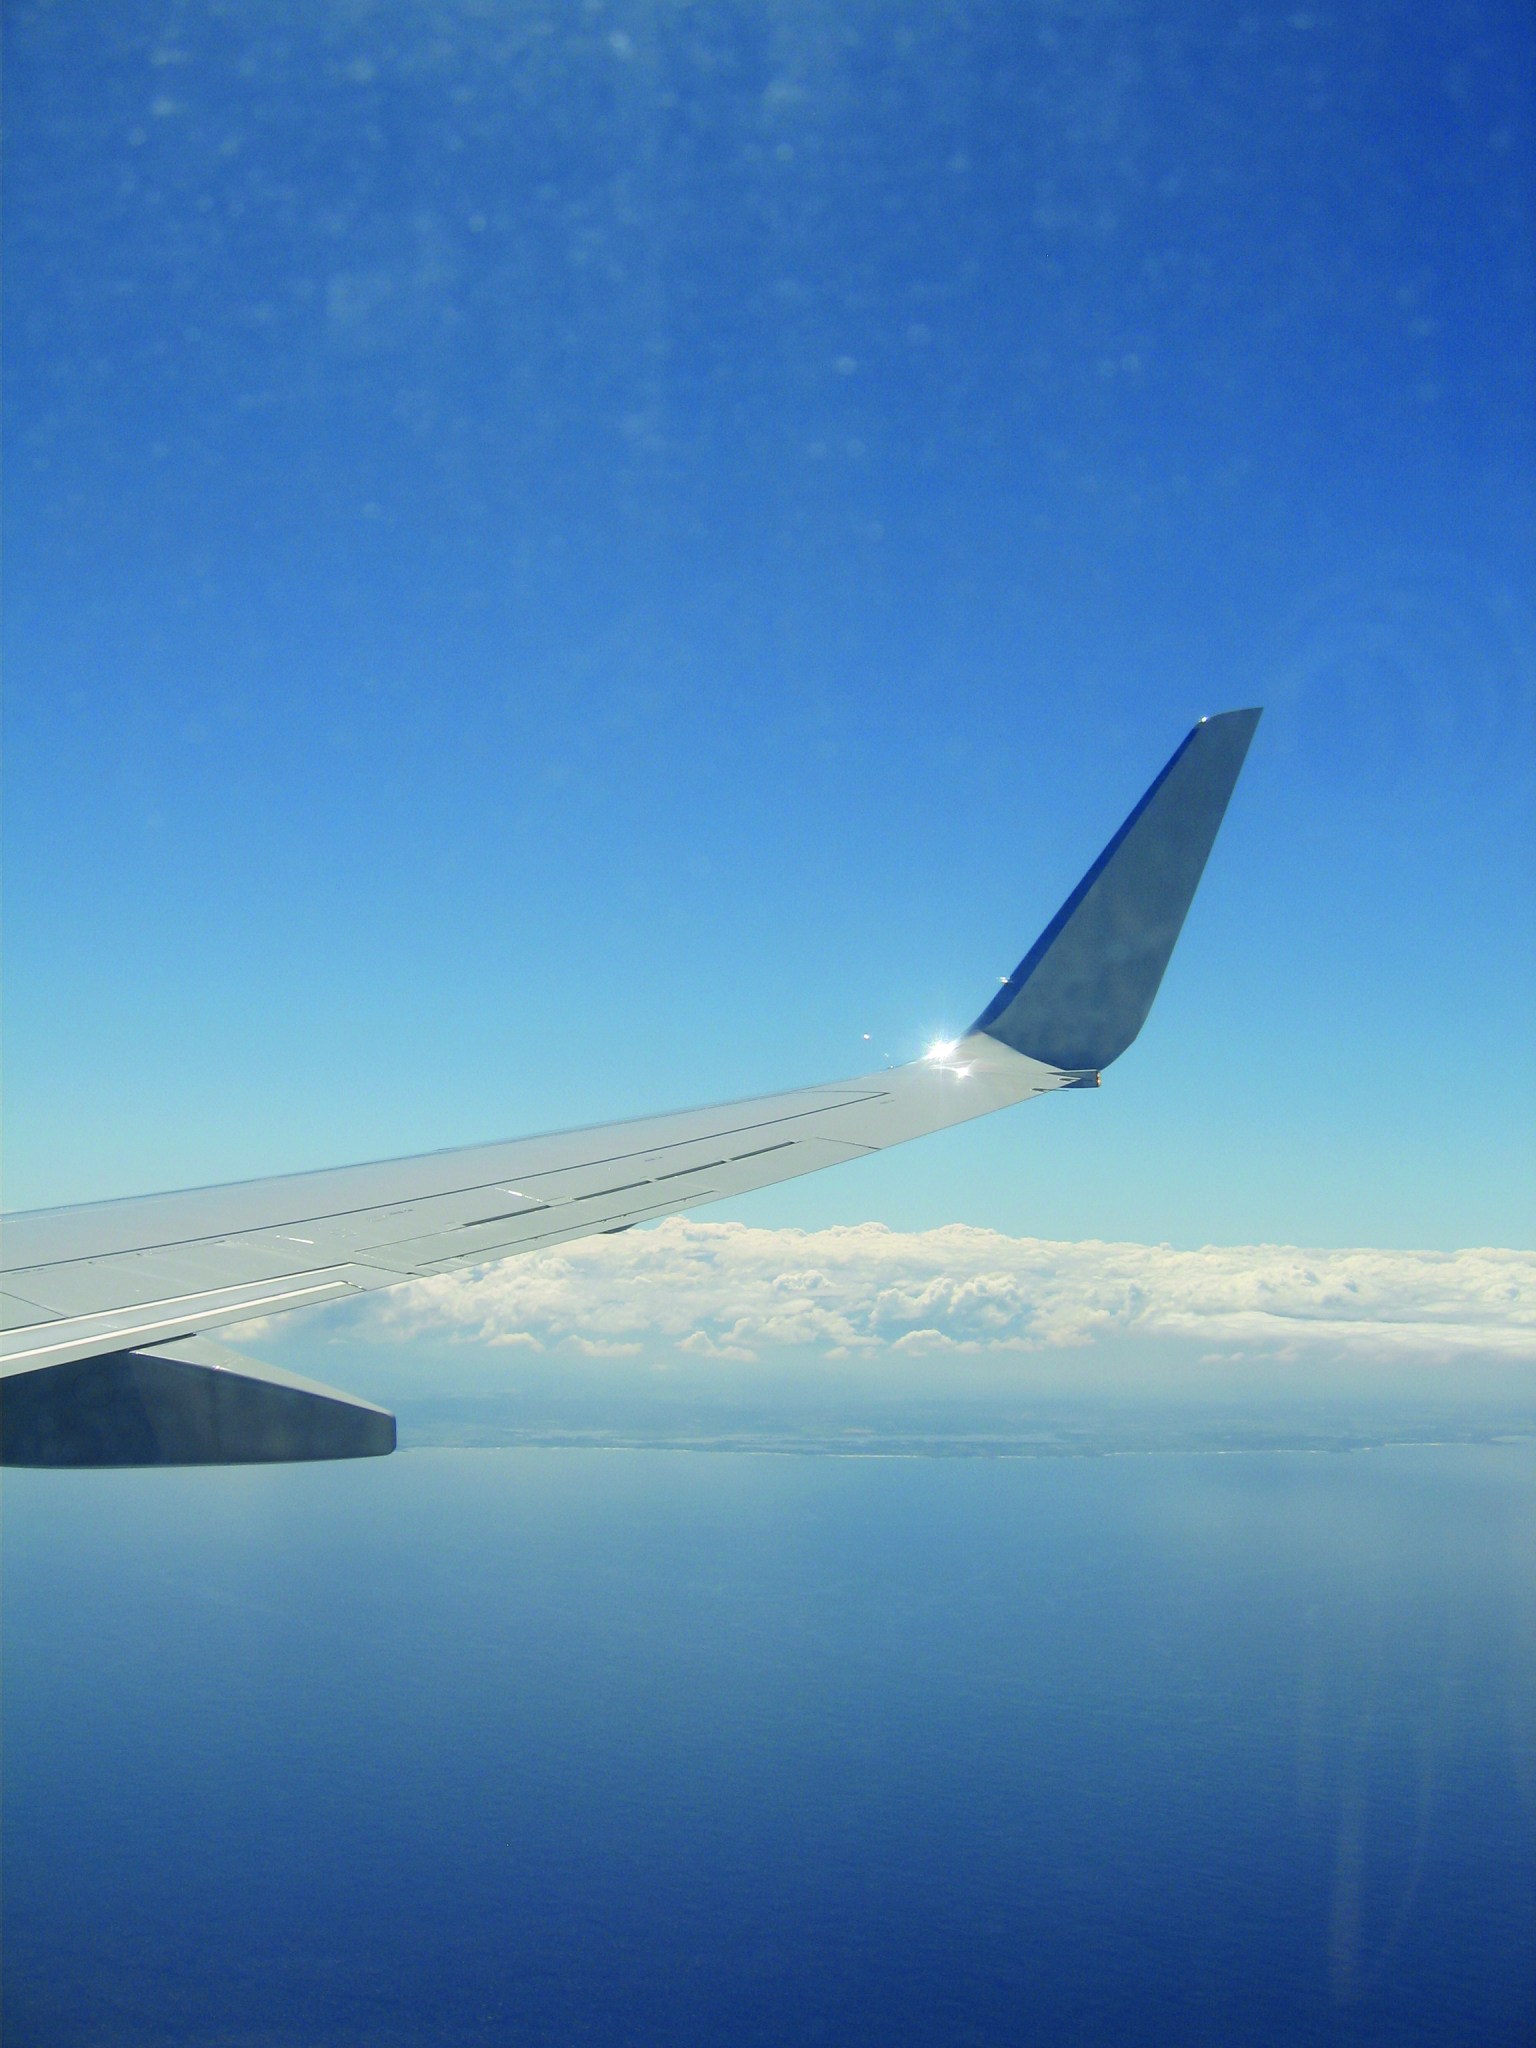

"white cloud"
[362,1220,1535,1369]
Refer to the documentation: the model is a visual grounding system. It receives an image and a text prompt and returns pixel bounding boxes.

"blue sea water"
[4,1443,1532,2046]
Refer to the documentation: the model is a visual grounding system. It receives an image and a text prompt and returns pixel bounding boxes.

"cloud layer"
[364,1221,1535,1370]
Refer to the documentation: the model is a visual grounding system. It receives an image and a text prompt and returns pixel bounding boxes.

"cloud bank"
[364,1221,1535,1371]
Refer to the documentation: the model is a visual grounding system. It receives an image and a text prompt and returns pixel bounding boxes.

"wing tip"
[973,707,1261,1071]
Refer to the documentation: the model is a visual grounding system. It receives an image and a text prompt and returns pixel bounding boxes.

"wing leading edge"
[0,710,1260,1465]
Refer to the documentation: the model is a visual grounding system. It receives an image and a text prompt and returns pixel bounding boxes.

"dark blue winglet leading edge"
[971,708,1261,1074]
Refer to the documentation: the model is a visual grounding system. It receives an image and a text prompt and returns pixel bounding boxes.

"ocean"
[4,1441,1532,2045]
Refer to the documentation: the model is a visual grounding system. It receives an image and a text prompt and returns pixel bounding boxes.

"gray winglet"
[970,709,1261,1072]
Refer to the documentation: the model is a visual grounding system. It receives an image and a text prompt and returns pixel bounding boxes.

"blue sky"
[3,0,1532,1251]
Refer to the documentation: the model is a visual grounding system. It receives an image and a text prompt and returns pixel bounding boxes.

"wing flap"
[0,1272,363,1373]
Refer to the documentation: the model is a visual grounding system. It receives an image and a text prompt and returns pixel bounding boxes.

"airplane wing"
[0,708,1261,1466]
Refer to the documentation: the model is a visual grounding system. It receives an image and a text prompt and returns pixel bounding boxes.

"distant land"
[395,1397,1536,1460]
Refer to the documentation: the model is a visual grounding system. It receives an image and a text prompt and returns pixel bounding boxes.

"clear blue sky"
[3,0,1532,1250]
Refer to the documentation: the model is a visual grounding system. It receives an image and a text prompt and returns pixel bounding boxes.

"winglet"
[970,709,1261,1072]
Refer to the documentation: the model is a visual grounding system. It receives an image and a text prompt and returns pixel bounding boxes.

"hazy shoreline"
[395,1413,1536,1459]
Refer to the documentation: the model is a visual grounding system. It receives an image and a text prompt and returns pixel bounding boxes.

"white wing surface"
[0,710,1260,1465]
[0,1036,1062,1376]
